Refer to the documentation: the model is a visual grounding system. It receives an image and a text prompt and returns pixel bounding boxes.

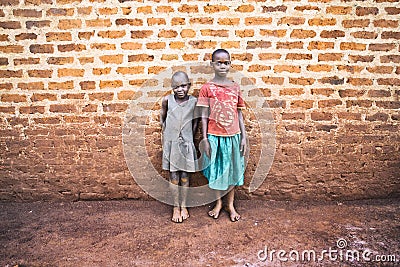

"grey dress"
[162,94,197,172]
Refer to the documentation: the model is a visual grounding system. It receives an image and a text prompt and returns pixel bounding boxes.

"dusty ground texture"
[1,199,399,267]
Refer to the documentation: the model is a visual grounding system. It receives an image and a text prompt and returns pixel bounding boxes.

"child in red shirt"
[197,49,247,222]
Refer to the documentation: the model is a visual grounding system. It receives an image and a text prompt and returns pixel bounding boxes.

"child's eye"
[215,61,231,66]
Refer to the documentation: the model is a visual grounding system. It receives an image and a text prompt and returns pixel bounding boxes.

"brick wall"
[0,0,399,201]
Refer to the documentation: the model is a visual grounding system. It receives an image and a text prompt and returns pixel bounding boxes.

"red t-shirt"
[197,81,246,136]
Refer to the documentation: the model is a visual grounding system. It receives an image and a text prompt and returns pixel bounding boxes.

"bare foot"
[208,201,222,219]
[171,207,182,223]
[181,207,189,221]
[225,206,240,222]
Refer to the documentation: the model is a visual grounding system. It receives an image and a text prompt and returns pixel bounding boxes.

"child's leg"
[169,171,182,223]
[180,171,190,220]
[208,190,223,219]
[225,186,240,221]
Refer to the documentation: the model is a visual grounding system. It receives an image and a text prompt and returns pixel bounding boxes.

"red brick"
[308,41,334,50]
[0,106,16,113]
[50,104,76,113]
[58,68,84,77]
[369,43,396,51]
[367,66,393,74]
[245,17,272,25]
[347,78,373,86]
[204,5,229,13]
[116,67,145,75]
[58,19,81,29]
[376,101,400,109]
[374,19,398,28]
[171,17,185,25]
[286,53,312,60]
[311,88,334,96]
[19,106,45,114]
[29,44,53,53]
[338,112,362,121]
[351,31,378,39]
[280,88,304,96]
[189,40,216,49]
[377,78,400,86]
[235,30,254,38]
[15,33,37,40]
[61,93,84,99]
[0,45,24,53]
[116,19,143,26]
[0,70,23,78]
[260,29,286,37]
[342,19,370,28]
[339,89,366,98]
[326,6,352,15]
[259,53,281,60]
[277,41,303,49]
[274,65,301,73]
[356,7,379,16]
[18,81,44,90]
[48,81,74,90]
[318,100,342,108]
[346,100,372,108]
[320,30,345,38]
[13,9,41,17]
[46,32,72,41]
[0,21,21,29]
[368,90,391,97]
[294,5,319,12]
[80,81,95,90]
[248,64,271,72]
[147,18,166,25]
[218,18,240,25]
[308,18,336,26]
[278,17,305,25]
[380,55,400,63]
[26,20,51,29]
[178,4,198,13]
[262,76,284,85]
[86,19,111,27]
[47,8,74,16]
[28,69,53,78]
[385,7,400,15]
[99,80,122,89]
[263,5,287,12]
[201,29,228,37]
[307,64,332,72]
[311,112,333,121]
[381,31,400,39]
[31,93,57,101]
[291,100,314,109]
[349,55,374,63]
[103,103,128,112]
[1,94,27,102]
[189,17,214,25]
[33,117,61,124]
[340,42,366,51]
[89,93,114,101]
[128,54,154,62]
[146,42,166,49]
[246,41,271,49]
[289,77,315,85]
[281,112,305,120]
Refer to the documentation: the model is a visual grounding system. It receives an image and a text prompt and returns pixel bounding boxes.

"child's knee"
[181,177,189,185]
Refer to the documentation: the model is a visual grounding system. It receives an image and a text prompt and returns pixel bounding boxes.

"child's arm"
[238,109,247,156]
[160,96,168,128]
[200,107,211,157]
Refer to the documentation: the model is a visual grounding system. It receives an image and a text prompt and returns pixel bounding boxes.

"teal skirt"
[202,134,245,190]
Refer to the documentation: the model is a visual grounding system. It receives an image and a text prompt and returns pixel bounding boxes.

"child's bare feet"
[208,200,222,219]
[172,207,182,223]
[181,207,189,221]
[225,206,240,222]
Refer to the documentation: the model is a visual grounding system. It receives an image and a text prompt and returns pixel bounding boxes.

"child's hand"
[240,137,246,156]
[200,138,211,158]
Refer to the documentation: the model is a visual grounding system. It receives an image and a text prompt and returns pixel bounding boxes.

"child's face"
[211,52,231,77]
[171,75,191,99]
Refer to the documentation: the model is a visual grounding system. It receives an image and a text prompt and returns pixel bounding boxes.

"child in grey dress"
[160,71,198,223]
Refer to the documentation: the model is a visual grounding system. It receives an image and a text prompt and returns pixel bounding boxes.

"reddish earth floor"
[1,199,399,267]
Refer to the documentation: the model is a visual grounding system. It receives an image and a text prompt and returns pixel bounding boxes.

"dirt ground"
[1,199,399,267]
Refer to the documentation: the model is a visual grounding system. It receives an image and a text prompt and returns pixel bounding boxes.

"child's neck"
[211,76,232,85]
[174,94,189,103]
